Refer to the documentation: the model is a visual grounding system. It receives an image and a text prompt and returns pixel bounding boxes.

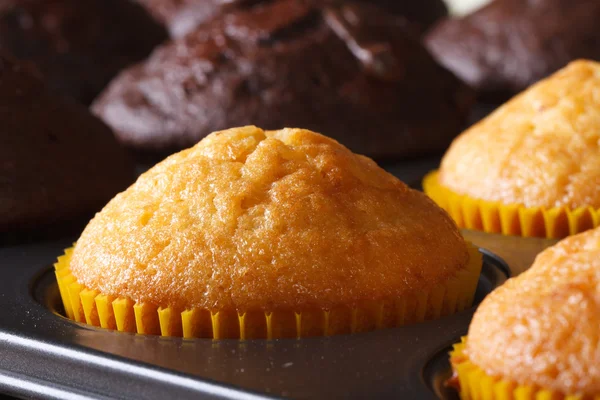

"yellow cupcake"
[56,126,482,339]
[451,227,600,399]
[424,60,600,238]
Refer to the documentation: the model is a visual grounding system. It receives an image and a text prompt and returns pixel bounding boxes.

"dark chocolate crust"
[135,0,447,38]
[0,0,167,104]
[425,0,600,100]
[93,0,473,160]
[0,54,135,236]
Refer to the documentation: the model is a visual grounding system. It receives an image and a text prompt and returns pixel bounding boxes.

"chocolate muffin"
[0,0,167,104]
[135,0,448,38]
[0,54,135,237]
[93,0,474,161]
[425,0,600,100]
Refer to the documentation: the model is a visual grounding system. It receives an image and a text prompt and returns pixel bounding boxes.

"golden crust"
[467,227,600,396]
[440,60,600,209]
[70,126,469,311]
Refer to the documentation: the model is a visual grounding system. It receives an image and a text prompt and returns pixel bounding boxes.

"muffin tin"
[0,222,555,400]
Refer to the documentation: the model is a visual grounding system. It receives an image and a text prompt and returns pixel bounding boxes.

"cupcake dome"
[92,0,474,161]
[57,126,482,339]
[424,60,600,238]
[454,227,600,397]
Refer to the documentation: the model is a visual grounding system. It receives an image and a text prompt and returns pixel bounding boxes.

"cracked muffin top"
[70,126,470,311]
[466,227,600,396]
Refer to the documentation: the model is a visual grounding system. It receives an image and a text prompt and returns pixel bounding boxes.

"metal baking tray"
[0,229,557,400]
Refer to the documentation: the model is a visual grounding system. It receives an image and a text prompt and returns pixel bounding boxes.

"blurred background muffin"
[424,60,600,238]
[0,53,135,239]
[134,0,448,38]
[92,0,474,162]
[451,227,600,398]
[56,126,482,339]
[0,0,167,104]
[426,0,600,101]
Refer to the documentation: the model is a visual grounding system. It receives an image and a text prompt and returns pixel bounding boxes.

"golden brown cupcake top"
[70,126,469,311]
[467,227,600,396]
[439,60,600,209]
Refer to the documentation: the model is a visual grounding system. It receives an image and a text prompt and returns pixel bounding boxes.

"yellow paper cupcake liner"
[423,171,600,239]
[54,245,482,339]
[449,337,595,400]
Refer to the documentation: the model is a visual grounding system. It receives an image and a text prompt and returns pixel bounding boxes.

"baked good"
[135,0,448,38]
[0,0,167,104]
[426,0,600,100]
[451,227,600,398]
[55,126,482,339]
[92,0,474,161]
[424,60,600,238]
[0,53,135,237]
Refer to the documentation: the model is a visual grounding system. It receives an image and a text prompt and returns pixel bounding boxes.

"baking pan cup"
[447,338,595,400]
[54,244,483,339]
[0,233,522,399]
[423,171,600,239]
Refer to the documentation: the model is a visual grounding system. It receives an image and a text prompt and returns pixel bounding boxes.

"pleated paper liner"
[423,171,600,239]
[54,244,482,339]
[449,337,595,400]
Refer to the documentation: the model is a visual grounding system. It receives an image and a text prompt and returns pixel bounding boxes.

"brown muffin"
[92,0,474,161]
[0,53,135,237]
[425,0,600,100]
[0,0,167,104]
[135,0,448,38]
